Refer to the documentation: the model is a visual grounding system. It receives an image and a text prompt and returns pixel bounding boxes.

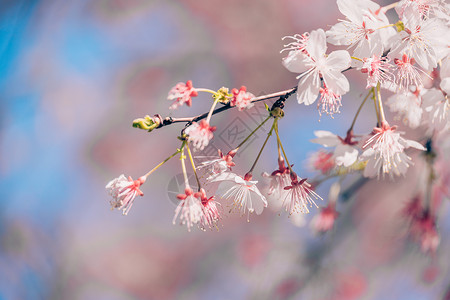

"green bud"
[213,87,232,104]
[132,115,159,132]
[394,20,404,32]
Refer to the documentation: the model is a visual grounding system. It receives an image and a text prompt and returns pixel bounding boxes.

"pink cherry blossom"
[317,85,343,117]
[184,120,216,151]
[195,188,221,230]
[311,130,359,168]
[361,55,394,88]
[361,121,426,178]
[106,174,146,215]
[173,187,204,231]
[393,54,428,91]
[282,29,351,106]
[261,157,291,199]
[198,149,237,180]
[230,86,255,111]
[410,211,440,253]
[308,150,335,174]
[310,203,340,234]
[283,173,321,215]
[167,80,198,110]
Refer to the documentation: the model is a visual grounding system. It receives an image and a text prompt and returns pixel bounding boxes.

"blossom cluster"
[106,0,449,252]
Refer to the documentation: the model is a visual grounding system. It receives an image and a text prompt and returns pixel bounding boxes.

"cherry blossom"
[230,86,255,111]
[211,172,267,220]
[310,203,340,234]
[389,13,447,71]
[308,150,335,174]
[167,80,198,110]
[361,55,394,88]
[198,149,237,180]
[410,211,440,253]
[196,188,221,230]
[361,121,426,178]
[311,130,359,168]
[106,175,146,215]
[283,173,321,215]
[261,157,291,200]
[326,0,395,60]
[173,187,204,231]
[386,90,423,129]
[393,54,428,91]
[282,29,351,105]
[184,120,216,151]
[317,85,343,116]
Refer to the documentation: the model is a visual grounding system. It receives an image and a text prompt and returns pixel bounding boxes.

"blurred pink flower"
[168,80,198,110]
[185,120,216,151]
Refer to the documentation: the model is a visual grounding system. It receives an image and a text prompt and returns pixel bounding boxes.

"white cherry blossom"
[211,172,267,220]
[283,29,351,106]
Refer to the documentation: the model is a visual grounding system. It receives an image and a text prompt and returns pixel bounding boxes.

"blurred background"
[0,0,449,299]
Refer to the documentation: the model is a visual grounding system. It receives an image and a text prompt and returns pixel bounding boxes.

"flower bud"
[213,87,232,104]
[270,107,284,118]
[132,115,160,132]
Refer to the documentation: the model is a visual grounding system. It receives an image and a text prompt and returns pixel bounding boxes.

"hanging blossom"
[308,149,336,174]
[168,80,198,110]
[261,157,291,200]
[184,120,216,151]
[409,211,440,254]
[198,149,237,180]
[230,86,255,111]
[311,130,359,168]
[326,0,395,61]
[173,187,204,231]
[211,172,267,221]
[283,172,321,215]
[360,121,426,179]
[361,54,394,88]
[310,182,341,234]
[393,54,428,91]
[389,12,448,71]
[106,175,146,215]
[317,85,343,117]
[196,188,221,230]
[386,89,423,129]
[282,28,351,106]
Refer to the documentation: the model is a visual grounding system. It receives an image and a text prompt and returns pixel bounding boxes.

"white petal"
[334,145,358,167]
[306,29,327,60]
[403,139,426,151]
[282,51,310,74]
[310,131,340,147]
[326,50,351,71]
[322,70,350,95]
[440,78,450,95]
[297,72,320,105]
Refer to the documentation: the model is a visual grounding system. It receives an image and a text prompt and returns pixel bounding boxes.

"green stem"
[248,122,275,173]
[144,147,182,179]
[235,115,272,150]
[185,142,201,191]
[274,120,294,174]
[180,145,189,187]
[349,89,372,131]
[376,82,386,123]
[372,87,380,126]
